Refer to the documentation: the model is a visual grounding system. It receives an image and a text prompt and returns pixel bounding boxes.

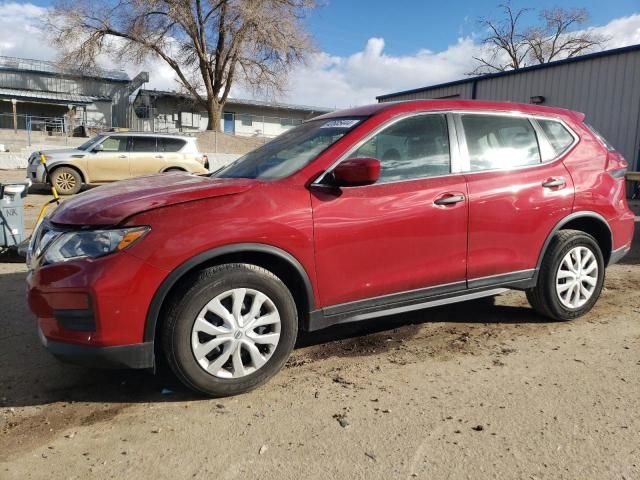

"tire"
[164,168,185,173]
[50,166,82,195]
[526,229,605,321]
[161,263,298,397]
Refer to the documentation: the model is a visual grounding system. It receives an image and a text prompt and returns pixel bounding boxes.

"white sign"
[321,119,360,129]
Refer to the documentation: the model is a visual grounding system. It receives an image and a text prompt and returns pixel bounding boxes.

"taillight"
[605,151,628,179]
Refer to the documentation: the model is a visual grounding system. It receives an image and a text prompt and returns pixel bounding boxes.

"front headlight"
[42,227,149,265]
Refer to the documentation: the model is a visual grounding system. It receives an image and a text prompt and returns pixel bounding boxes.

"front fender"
[142,242,315,343]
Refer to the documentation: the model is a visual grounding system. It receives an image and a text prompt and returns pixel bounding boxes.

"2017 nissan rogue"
[26,100,634,397]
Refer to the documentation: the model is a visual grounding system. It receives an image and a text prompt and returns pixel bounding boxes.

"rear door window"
[538,119,574,156]
[130,137,157,152]
[158,138,186,152]
[460,114,541,171]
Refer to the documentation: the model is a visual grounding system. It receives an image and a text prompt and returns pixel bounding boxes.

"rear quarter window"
[159,138,187,152]
[538,119,574,156]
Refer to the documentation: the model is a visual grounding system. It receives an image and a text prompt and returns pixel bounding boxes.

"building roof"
[139,89,332,114]
[377,43,640,101]
[0,55,130,82]
[0,87,111,105]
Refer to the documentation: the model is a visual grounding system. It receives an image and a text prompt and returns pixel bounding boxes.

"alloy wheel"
[55,171,77,192]
[555,246,598,309]
[191,288,281,378]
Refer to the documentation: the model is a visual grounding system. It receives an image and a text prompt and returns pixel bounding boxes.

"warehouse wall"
[0,70,127,98]
[379,48,640,170]
[131,94,319,137]
[475,49,640,168]
[0,69,144,128]
[84,101,112,128]
[380,82,473,101]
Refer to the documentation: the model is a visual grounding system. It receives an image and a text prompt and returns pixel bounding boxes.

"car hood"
[49,173,254,226]
[41,148,87,160]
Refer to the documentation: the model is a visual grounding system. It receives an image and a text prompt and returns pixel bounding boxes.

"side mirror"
[331,157,381,187]
[92,143,104,153]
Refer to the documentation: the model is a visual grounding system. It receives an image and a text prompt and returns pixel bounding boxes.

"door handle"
[434,193,465,206]
[155,155,164,159]
[118,155,127,159]
[542,177,566,188]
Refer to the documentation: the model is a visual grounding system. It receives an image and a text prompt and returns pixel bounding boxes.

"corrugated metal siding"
[0,71,126,98]
[473,49,640,167]
[0,69,139,128]
[0,56,129,81]
[379,83,473,101]
[380,49,640,169]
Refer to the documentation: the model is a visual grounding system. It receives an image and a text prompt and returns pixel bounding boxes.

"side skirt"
[306,269,536,331]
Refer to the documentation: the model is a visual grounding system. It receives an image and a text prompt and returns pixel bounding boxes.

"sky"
[0,1,639,108]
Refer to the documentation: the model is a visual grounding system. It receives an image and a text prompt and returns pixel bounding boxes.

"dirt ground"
[1,169,639,479]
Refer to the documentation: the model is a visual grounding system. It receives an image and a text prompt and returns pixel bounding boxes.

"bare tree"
[526,8,606,64]
[48,0,316,130]
[470,3,607,75]
[471,3,533,74]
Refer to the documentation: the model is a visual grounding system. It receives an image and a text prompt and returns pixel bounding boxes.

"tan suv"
[27,133,208,195]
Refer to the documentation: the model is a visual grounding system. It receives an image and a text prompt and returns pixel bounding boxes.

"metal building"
[377,44,640,170]
[0,56,148,132]
[132,89,330,138]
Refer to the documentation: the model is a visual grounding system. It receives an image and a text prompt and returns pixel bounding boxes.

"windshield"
[215,117,365,180]
[77,135,105,151]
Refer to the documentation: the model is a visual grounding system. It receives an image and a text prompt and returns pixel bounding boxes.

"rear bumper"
[609,244,631,266]
[38,327,154,369]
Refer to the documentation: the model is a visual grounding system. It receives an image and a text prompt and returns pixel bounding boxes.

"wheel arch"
[144,243,315,344]
[536,211,613,271]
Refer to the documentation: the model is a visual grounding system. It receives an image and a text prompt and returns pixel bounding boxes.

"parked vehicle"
[26,132,208,195]
[26,100,634,397]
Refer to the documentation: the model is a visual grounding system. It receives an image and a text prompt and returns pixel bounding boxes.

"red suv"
[26,101,634,396]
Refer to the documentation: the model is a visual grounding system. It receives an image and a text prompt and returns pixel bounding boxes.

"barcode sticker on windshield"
[321,119,360,129]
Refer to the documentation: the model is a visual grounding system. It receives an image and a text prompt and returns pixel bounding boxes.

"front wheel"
[162,263,298,397]
[527,230,605,321]
[50,166,82,195]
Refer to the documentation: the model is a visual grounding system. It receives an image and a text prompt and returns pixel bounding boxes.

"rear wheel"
[162,263,298,397]
[50,166,82,195]
[527,230,605,320]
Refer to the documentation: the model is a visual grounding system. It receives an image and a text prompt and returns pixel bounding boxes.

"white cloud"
[590,14,640,48]
[1,2,639,108]
[271,36,479,108]
[0,2,55,60]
